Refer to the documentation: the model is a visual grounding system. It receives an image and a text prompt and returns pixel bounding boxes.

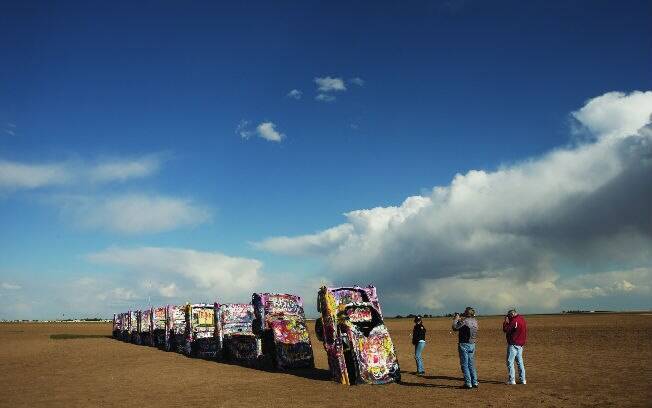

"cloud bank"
[256,91,652,313]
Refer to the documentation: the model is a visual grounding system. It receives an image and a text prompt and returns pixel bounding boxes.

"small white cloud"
[287,89,303,100]
[1,283,21,290]
[314,76,346,92]
[88,155,162,183]
[315,94,336,103]
[256,122,285,142]
[236,120,255,139]
[349,77,365,86]
[0,153,165,191]
[0,160,70,189]
[58,193,211,234]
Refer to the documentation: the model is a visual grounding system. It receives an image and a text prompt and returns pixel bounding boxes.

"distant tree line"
[393,313,454,319]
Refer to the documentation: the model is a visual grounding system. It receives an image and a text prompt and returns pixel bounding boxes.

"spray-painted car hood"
[346,323,399,384]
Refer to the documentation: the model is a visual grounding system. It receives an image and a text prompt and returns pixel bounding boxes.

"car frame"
[185,303,220,358]
[112,313,122,338]
[137,308,153,345]
[165,305,187,353]
[252,293,314,370]
[151,306,167,348]
[315,285,401,385]
[216,303,260,364]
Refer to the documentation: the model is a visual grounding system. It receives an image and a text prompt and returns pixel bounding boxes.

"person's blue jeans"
[414,341,425,373]
[458,343,478,387]
[506,344,526,383]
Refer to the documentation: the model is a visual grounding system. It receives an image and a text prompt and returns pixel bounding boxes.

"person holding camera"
[452,307,479,389]
[503,309,527,385]
[412,315,426,375]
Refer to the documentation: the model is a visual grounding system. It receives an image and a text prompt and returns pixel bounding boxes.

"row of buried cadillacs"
[113,286,401,385]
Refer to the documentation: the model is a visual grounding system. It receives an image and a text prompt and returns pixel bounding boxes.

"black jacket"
[412,323,426,345]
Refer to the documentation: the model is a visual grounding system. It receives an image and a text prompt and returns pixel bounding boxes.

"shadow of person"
[398,380,461,389]
[423,374,504,385]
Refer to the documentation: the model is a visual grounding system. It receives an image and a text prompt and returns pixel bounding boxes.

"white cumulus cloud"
[256,122,285,142]
[256,90,652,313]
[572,91,652,140]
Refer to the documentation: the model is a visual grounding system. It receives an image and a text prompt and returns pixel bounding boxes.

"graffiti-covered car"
[217,303,260,363]
[120,312,131,341]
[252,293,314,370]
[185,303,219,358]
[137,308,153,345]
[112,313,122,338]
[130,310,140,343]
[151,306,167,348]
[315,285,400,385]
[165,305,187,353]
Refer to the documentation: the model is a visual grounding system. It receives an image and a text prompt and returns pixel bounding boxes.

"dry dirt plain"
[1,314,651,407]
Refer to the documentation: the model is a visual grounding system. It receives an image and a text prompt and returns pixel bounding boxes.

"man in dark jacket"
[412,316,426,375]
[502,309,527,385]
[452,307,478,389]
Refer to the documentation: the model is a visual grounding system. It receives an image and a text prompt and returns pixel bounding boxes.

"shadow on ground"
[398,371,504,388]
[110,337,332,382]
[50,334,113,340]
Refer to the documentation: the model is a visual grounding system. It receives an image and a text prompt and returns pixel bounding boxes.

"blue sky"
[1,1,651,319]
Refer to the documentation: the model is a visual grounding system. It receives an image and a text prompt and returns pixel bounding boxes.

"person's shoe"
[506,381,516,385]
[520,380,527,385]
[472,383,479,388]
[462,384,473,389]
[417,371,425,376]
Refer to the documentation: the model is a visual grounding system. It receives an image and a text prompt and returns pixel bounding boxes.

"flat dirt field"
[1,314,651,407]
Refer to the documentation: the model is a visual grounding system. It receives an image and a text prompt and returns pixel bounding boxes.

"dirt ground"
[1,314,651,407]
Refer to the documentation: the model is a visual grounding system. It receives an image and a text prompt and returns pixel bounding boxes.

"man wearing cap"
[452,307,479,389]
[503,309,527,385]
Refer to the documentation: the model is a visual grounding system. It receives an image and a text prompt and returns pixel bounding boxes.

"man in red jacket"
[502,309,527,385]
